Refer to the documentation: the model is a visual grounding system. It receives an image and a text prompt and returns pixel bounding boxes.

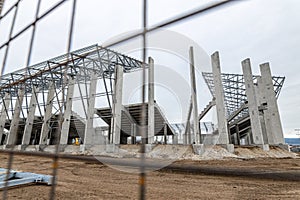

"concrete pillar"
[211,52,230,145]
[22,87,39,145]
[110,65,123,145]
[184,98,193,145]
[83,73,98,147]
[60,77,75,145]
[131,123,136,144]
[40,82,55,145]
[172,134,178,145]
[260,63,285,144]
[164,123,167,144]
[148,57,155,144]
[6,89,25,145]
[0,93,10,144]
[189,46,200,144]
[235,125,240,145]
[242,59,264,145]
[255,77,269,144]
[187,121,191,144]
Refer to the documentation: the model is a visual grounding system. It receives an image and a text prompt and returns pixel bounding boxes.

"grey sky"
[0,0,299,135]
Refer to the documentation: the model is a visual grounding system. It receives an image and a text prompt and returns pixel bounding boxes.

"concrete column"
[6,89,25,145]
[211,52,230,145]
[22,87,39,145]
[40,82,55,145]
[189,46,200,144]
[255,77,269,144]
[83,73,98,146]
[172,134,178,144]
[131,123,136,144]
[110,65,123,145]
[164,123,167,144]
[60,77,75,145]
[187,121,191,144]
[0,93,11,144]
[148,57,155,144]
[235,125,240,145]
[242,59,264,145]
[184,98,193,145]
[260,63,285,144]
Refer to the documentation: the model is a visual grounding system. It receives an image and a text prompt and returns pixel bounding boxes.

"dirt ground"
[0,154,300,200]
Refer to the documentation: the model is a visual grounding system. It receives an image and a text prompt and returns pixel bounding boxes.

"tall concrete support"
[60,77,75,145]
[164,123,167,144]
[260,63,285,144]
[0,93,11,144]
[211,52,230,145]
[242,59,264,145]
[22,87,39,145]
[110,65,123,144]
[40,82,55,145]
[148,57,155,144]
[255,77,269,144]
[189,46,200,144]
[131,123,136,144]
[83,73,98,146]
[6,89,25,145]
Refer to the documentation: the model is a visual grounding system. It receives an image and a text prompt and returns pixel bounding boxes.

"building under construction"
[0,44,287,153]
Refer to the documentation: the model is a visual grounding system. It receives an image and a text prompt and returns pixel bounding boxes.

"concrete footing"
[192,144,205,155]
[192,144,235,155]
[16,145,29,151]
[105,144,119,153]
[144,144,156,153]
[219,144,235,153]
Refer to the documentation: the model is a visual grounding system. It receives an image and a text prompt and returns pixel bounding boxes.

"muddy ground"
[0,154,300,200]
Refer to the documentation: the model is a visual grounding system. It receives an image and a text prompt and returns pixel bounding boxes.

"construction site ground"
[0,150,299,200]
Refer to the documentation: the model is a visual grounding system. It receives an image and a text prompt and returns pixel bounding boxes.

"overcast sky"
[0,0,299,136]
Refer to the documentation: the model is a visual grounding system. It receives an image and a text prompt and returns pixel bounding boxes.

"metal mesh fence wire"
[0,0,235,199]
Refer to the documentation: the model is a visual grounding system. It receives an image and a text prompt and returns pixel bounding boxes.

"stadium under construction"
[0,44,288,153]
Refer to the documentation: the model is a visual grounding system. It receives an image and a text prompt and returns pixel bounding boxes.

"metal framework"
[0,44,143,118]
[0,168,52,189]
[202,72,285,121]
